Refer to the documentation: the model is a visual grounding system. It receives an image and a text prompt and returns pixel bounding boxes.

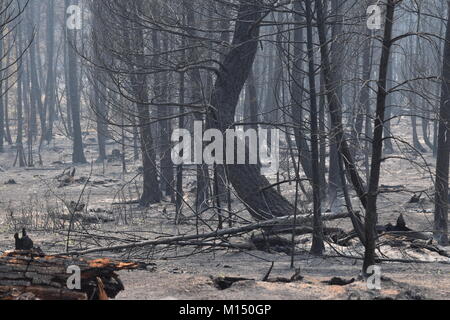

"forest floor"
[0,121,449,300]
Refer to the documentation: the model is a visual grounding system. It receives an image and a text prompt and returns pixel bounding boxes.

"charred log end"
[0,252,142,300]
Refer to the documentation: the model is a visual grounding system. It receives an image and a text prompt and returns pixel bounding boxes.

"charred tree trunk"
[91,2,108,162]
[434,1,450,246]
[0,25,4,153]
[411,11,427,153]
[27,1,43,146]
[353,25,370,147]
[64,37,73,137]
[65,0,86,164]
[183,0,210,212]
[176,70,186,222]
[44,0,56,143]
[315,0,368,210]
[305,0,324,255]
[4,70,11,146]
[159,36,174,199]
[363,0,396,273]
[291,2,313,180]
[328,0,345,206]
[319,72,327,199]
[3,44,12,146]
[15,25,26,168]
[126,3,161,206]
[208,0,297,220]
[384,58,394,154]
[24,62,34,167]
[422,115,434,151]
[92,81,108,163]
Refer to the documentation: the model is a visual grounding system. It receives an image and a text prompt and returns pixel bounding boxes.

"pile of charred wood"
[0,230,145,300]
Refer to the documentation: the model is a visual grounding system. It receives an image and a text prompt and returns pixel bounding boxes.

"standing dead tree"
[363,0,397,273]
[434,0,450,247]
[209,0,299,221]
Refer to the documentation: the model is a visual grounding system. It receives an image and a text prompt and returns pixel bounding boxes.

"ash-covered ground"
[0,122,449,300]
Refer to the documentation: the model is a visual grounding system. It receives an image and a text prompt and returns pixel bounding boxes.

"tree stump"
[0,250,145,300]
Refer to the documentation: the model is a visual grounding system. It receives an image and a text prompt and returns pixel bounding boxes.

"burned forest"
[0,0,449,303]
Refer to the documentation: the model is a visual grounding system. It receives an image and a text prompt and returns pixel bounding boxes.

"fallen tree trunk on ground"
[66,212,350,256]
[0,250,144,300]
[56,212,115,224]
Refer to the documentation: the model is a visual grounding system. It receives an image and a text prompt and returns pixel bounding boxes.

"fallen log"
[378,184,407,193]
[0,285,88,300]
[409,242,450,258]
[55,212,115,224]
[66,212,351,256]
[0,250,145,300]
[333,214,433,246]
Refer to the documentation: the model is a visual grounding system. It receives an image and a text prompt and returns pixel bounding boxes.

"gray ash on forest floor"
[0,130,449,300]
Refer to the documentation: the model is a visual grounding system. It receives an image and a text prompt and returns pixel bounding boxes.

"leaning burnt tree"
[208,0,298,221]
[314,0,399,272]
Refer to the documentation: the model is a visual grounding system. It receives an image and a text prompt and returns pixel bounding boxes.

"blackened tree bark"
[159,35,174,199]
[411,8,427,153]
[183,0,210,211]
[353,41,366,145]
[328,0,345,206]
[27,1,40,144]
[364,0,396,273]
[24,61,34,167]
[362,32,374,181]
[15,22,26,167]
[433,1,447,158]
[211,1,231,207]
[0,23,4,153]
[434,0,450,246]
[315,0,368,210]
[244,68,260,172]
[65,0,86,164]
[245,69,259,133]
[3,44,12,146]
[291,0,313,181]
[176,70,186,221]
[422,112,434,150]
[265,43,275,121]
[128,0,161,206]
[44,0,56,143]
[319,72,327,199]
[384,57,395,154]
[92,80,108,162]
[64,34,73,137]
[208,0,298,220]
[91,1,108,162]
[305,0,324,255]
